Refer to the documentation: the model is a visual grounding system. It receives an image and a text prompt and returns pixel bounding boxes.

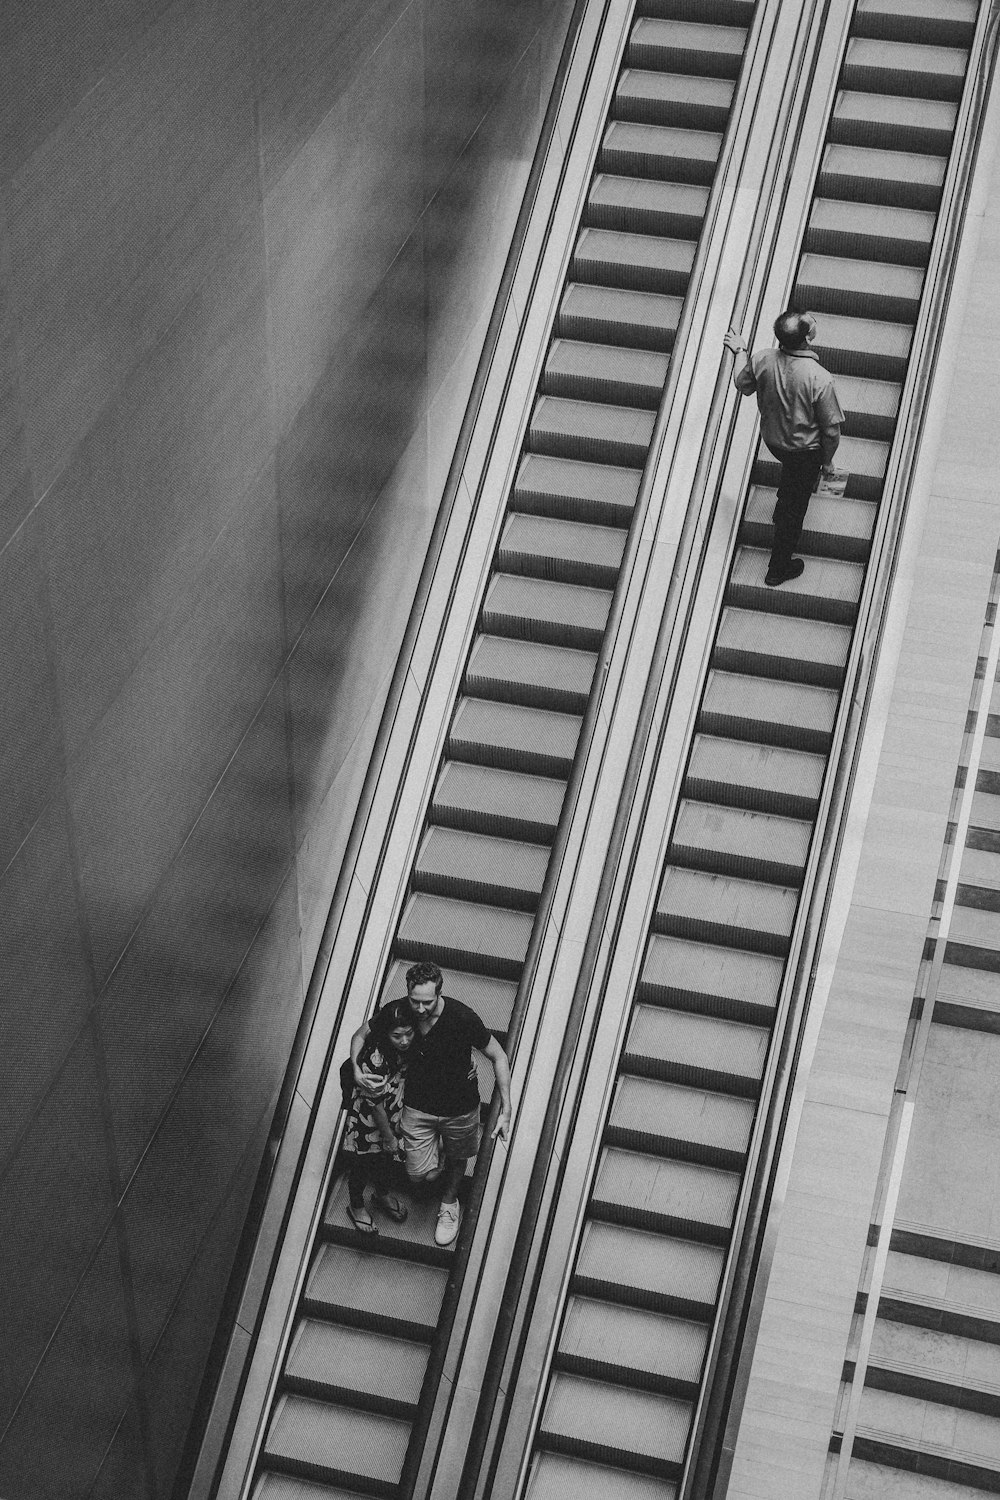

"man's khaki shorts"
[401,1106,481,1181]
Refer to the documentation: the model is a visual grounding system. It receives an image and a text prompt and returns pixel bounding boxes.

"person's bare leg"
[438,1156,466,1206]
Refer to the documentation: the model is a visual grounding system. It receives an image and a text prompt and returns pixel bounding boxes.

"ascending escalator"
[246,3,758,1496]
[519,2,979,1495]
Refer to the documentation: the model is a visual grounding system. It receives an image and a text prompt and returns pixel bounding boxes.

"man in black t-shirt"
[351,961,512,1246]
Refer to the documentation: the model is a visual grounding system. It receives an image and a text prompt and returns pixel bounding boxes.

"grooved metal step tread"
[530,393,656,467]
[304,1244,446,1332]
[559,283,683,352]
[742,486,876,561]
[842,39,968,103]
[588,174,710,237]
[324,1172,470,1260]
[541,1371,691,1465]
[642,933,784,1016]
[700,669,839,759]
[610,1074,755,1159]
[572,227,695,296]
[813,310,913,380]
[729,546,863,624]
[577,1220,724,1312]
[657,865,797,951]
[545,338,669,409]
[601,120,722,184]
[432,761,566,839]
[559,1294,709,1382]
[854,0,977,50]
[831,90,957,155]
[254,1474,375,1500]
[807,198,935,264]
[483,573,613,651]
[715,606,852,687]
[264,1393,409,1488]
[500,511,628,586]
[451,696,583,772]
[627,1003,769,1081]
[686,734,825,817]
[398,891,534,977]
[671,800,811,884]
[628,19,748,79]
[615,66,734,131]
[415,826,550,909]
[755,432,888,488]
[465,634,598,714]
[797,252,924,321]
[515,452,642,527]
[285,1319,428,1408]
[595,1149,740,1230]
[820,142,947,209]
[526,1451,679,1500]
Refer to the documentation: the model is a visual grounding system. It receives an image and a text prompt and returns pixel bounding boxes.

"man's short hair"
[406,961,444,994]
[774,310,814,350]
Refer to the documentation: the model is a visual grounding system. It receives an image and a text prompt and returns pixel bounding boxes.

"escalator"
[515,2,982,1495]
[244,3,760,1496]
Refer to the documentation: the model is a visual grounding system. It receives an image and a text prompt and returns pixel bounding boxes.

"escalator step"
[499,511,627,588]
[805,198,935,266]
[684,734,825,820]
[818,142,947,210]
[740,487,876,563]
[576,1221,724,1317]
[626,1003,768,1087]
[483,573,612,651]
[852,0,977,50]
[587,174,709,238]
[626,19,748,79]
[670,799,810,886]
[796,252,924,323]
[431,762,566,842]
[656,865,797,954]
[700,668,839,753]
[593,1149,740,1237]
[449,696,582,778]
[530,392,656,468]
[544,338,669,410]
[840,38,968,102]
[831,372,901,439]
[526,1451,678,1500]
[557,283,683,353]
[321,1173,468,1262]
[464,634,598,715]
[304,1244,446,1337]
[637,0,756,26]
[812,310,912,381]
[254,1473,379,1500]
[753,435,887,503]
[414,827,550,911]
[614,66,734,131]
[728,546,863,625]
[397,891,534,979]
[558,1295,708,1388]
[572,227,694,297]
[263,1393,407,1494]
[829,90,957,156]
[514,452,642,527]
[609,1075,755,1162]
[599,120,722,185]
[641,934,783,1023]
[715,606,851,688]
[284,1319,427,1414]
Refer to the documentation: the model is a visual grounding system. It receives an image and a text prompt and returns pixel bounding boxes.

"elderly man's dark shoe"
[765,557,805,587]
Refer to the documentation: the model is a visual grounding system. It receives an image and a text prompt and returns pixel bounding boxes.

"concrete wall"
[0,1,575,1495]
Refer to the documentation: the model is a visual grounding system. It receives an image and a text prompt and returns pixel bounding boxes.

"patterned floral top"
[343,1042,406,1157]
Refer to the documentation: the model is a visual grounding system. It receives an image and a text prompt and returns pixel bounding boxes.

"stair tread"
[525,1453,678,1500]
[577,1220,725,1306]
[610,1075,755,1155]
[560,1294,709,1380]
[798,252,924,300]
[532,394,657,448]
[253,1474,376,1500]
[575,225,695,277]
[502,511,628,567]
[815,309,913,360]
[596,1149,740,1227]
[264,1393,410,1482]
[399,890,534,961]
[417,826,550,893]
[731,545,864,603]
[603,119,723,163]
[672,800,811,868]
[717,606,852,666]
[287,1319,427,1405]
[515,452,643,507]
[434,761,566,826]
[823,141,947,187]
[305,1244,446,1328]
[643,933,784,1009]
[466,634,598,699]
[744,488,876,547]
[687,734,826,801]
[616,64,735,115]
[546,338,670,394]
[627,1003,769,1076]
[485,573,613,634]
[809,197,935,249]
[658,865,798,937]
[833,89,957,141]
[453,695,583,753]
[845,36,968,83]
[630,17,747,56]
[542,1372,691,1462]
[561,282,684,335]
[590,173,710,219]
[703,668,840,734]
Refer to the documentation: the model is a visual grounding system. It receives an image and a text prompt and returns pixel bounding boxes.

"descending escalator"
[245,4,759,1497]
[521,2,981,1496]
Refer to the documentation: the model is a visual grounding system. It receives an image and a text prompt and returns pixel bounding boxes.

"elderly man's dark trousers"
[767,446,822,571]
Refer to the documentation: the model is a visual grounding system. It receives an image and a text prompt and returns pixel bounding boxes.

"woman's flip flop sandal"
[347,1205,378,1235]
[374,1193,408,1223]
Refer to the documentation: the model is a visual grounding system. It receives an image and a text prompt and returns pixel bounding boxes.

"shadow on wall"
[0,0,576,1496]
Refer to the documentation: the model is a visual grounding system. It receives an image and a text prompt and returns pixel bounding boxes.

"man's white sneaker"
[434,1199,461,1247]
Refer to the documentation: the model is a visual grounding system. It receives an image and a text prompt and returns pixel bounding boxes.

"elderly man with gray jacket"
[724,310,844,588]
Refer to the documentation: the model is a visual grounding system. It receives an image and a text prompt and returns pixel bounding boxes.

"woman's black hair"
[369,998,416,1040]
